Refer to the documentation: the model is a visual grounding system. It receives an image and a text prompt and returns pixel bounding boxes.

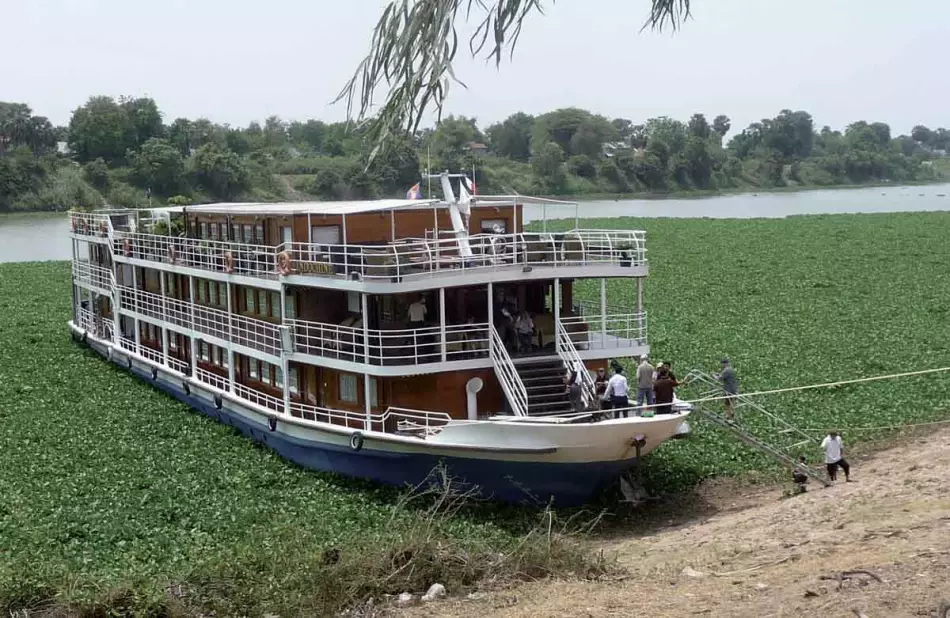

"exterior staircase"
[517,358,575,416]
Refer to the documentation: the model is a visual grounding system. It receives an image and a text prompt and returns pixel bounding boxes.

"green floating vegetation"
[3,211,950,614]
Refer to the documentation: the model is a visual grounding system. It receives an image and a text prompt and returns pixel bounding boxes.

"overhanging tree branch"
[336,0,691,161]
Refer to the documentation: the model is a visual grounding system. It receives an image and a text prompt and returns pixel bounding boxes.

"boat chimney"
[466,377,483,420]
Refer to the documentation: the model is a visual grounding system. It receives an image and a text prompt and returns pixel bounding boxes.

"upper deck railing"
[106,228,646,283]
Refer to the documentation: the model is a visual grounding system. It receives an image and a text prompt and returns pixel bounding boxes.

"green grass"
[0,262,604,616]
[566,212,950,490]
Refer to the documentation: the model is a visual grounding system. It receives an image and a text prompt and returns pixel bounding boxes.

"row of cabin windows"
[199,341,230,369]
[198,222,266,246]
[242,288,286,319]
[247,358,300,396]
[197,280,229,308]
[338,373,378,407]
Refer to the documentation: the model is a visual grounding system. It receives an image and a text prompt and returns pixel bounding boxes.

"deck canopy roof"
[145,199,441,217]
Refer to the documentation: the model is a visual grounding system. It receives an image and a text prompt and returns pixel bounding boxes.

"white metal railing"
[555,320,598,409]
[284,229,646,281]
[112,231,282,279]
[166,355,189,374]
[72,260,114,293]
[196,366,230,391]
[76,307,114,340]
[116,284,281,357]
[489,325,528,417]
[288,319,490,366]
[234,382,283,412]
[69,212,113,240]
[289,401,452,433]
[561,306,648,350]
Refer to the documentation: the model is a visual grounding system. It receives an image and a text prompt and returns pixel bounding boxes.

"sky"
[3,0,948,136]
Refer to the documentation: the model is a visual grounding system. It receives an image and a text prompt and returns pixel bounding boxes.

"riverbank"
[3,211,950,615]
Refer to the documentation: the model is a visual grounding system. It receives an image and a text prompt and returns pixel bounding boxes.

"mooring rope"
[678,365,950,408]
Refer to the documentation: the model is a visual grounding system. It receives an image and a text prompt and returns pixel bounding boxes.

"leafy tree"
[121,97,163,147]
[645,117,687,155]
[533,108,617,157]
[289,120,327,152]
[567,154,598,179]
[486,113,533,161]
[131,138,185,194]
[189,144,250,200]
[712,114,731,138]
[911,125,933,145]
[531,142,566,190]
[82,158,110,190]
[427,115,481,171]
[0,103,57,155]
[687,113,711,140]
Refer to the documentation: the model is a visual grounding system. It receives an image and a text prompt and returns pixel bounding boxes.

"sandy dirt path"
[397,430,950,618]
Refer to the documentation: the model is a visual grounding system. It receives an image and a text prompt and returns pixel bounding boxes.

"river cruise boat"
[67,173,690,505]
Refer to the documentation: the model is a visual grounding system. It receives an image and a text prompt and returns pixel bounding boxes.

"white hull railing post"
[188,275,197,377]
[132,265,141,353]
[361,293,371,431]
[280,283,290,416]
[439,287,447,362]
[636,277,644,321]
[226,281,236,394]
[160,272,170,368]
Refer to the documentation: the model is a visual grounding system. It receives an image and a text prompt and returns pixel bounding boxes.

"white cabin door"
[281,226,293,248]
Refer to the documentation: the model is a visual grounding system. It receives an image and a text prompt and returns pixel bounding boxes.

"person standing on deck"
[714,358,739,421]
[821,430,851,482]
[408,296,427,326]
[565,362,585,413]
[606,366,630,418]
[515,310,534,354]
[653,366,679,415]
[636,355,655,410]
[594,367,609,408]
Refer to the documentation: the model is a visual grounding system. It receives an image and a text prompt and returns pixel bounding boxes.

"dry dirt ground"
[399,429,950,618]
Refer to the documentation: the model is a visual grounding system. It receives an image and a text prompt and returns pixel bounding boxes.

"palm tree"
[337,0,692,157]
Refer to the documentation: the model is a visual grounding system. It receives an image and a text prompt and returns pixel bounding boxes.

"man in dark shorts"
[652,366,679,414]
[821,430,851,482]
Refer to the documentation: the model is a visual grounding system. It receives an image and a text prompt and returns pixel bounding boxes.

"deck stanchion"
[439,287,447,362]
[600,278,607,343]
[226,281,236,393]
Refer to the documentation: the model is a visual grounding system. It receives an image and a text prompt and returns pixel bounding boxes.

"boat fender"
[268,416,277,432]
[182,382,190,396]
[150,367,158,381]
[223,251,235,273]
[214,394,222,410]
[80,330,88,343]
[107,346,113,359]
[349,432,364,452]
[126,356,133,369]
[123,238,132,257]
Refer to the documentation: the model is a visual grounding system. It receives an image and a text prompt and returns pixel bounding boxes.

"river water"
[2,182,948,264]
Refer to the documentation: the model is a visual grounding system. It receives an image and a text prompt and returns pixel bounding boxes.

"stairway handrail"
[489,326,528,417]
[554,320,597,408]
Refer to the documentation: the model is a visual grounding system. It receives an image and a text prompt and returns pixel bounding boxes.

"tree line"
[1,96,947,212]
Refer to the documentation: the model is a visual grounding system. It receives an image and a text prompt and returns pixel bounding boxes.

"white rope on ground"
[790,418,950,432]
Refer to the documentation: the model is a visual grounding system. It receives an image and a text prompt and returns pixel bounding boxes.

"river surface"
[1,183,948,264]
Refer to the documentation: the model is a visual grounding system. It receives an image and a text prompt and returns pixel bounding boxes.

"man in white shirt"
[606,367,630,418]
[820,430,851,482]
[408,296,427,325]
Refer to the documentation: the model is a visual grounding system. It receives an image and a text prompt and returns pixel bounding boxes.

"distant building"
[464,142,489,156]
[57,141,71,155]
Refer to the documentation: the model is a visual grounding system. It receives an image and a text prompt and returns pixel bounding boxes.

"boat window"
[339,373,358,403]
[370,377,378,408]
[210,224,219,241]
[166,274,176,296]
[200,342,209,362]
[249,359,259,380]
[261,362,272,385]
[481,219,507,234]
[222,351,229,369]
[285,293,296,319]
[259,290,269,315]
[275,367,284,389]
[270,292,281,319]
[255,223,265,244]
[209,283,218,305]
[347,291,360,314]
[169,336,177,350]
[289,368,299,396]
[200,222,208,239]
[232,224,242,243]
[197,282,207,303]
[243,224,253,244]
[245,288,255,312]
[218,283,227,307]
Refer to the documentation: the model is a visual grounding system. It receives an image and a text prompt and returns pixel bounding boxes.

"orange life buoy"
[123,238,131,257]
[276,251,292,276]
[168,245,177,264]
[223,251,235,273]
